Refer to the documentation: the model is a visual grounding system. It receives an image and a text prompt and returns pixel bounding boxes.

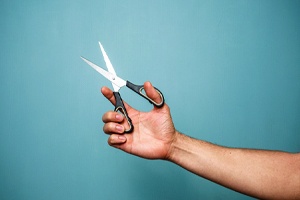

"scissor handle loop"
[113,92,133,133]
[126,81,165,108]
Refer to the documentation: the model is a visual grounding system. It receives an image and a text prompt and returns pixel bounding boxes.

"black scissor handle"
[126,81,165,108]
[113,92,133,133]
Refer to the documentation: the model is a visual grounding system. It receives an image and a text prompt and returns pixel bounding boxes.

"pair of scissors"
[81,42,164,133]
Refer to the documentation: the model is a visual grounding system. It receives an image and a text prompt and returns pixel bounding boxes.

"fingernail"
[115,114,123,120]
[116,125,123,132]
[118,135,126,142]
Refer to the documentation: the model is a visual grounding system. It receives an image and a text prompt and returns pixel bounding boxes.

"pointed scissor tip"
[98,41,104,49]
[80,56,89,63]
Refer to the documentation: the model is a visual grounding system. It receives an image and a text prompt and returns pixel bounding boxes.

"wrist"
[165,130,186,162]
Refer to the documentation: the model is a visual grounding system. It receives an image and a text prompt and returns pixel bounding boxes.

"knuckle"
[102,114,106,122]
[103,122,118,134]
[103,124,108,133]
[103,124,110,134]
[107,137,113,146]
[102,111,112,123]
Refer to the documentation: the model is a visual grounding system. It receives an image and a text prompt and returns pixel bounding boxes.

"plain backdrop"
[1,1,299,199]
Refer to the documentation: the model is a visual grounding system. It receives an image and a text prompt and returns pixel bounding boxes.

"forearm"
[167,131,300,199]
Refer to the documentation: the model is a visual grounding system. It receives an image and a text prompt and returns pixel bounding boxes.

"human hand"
[101,81,177,160]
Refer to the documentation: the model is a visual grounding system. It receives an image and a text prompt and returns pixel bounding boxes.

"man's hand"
[101,81,177,159]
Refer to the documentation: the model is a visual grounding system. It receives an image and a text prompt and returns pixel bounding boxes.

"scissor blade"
[81,56,113,81]
[81,56,126,91]
[98,42,117,77]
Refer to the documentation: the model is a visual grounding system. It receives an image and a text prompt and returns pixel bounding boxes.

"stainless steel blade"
[80,56,126,91]
[98,42,117,77]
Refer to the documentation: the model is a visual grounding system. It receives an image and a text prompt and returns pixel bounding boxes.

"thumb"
[144,81,163,105]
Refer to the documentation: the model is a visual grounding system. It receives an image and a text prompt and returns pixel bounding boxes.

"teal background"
[1,1,299,199]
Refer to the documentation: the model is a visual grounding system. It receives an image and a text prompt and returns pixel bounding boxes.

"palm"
[120,104,175,159]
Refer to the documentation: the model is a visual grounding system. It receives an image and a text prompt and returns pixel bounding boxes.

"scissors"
[81,42,164,133]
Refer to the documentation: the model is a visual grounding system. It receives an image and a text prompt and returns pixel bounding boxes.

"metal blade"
[98,41,117,77]
[80,56,126,91]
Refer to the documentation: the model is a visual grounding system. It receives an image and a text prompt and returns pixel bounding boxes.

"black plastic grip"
[126,81,165,107]
[113,92,133,133]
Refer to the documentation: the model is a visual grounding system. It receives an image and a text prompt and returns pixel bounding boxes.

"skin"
[101,81,300,200]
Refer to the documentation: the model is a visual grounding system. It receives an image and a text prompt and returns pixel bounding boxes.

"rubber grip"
[126,81,164,107]
[113,92,133,133]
